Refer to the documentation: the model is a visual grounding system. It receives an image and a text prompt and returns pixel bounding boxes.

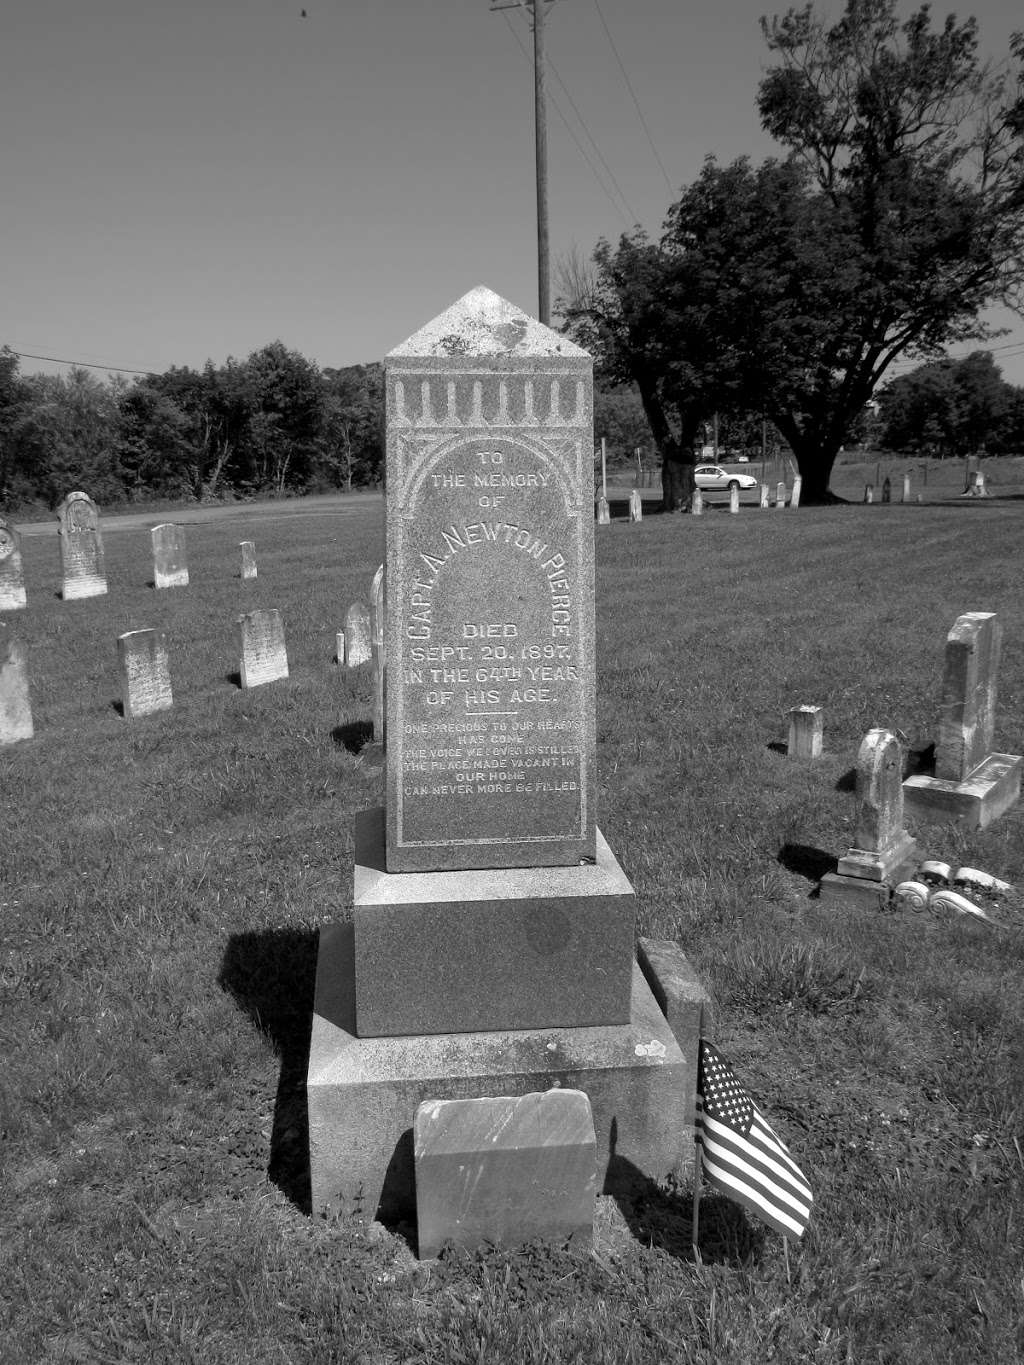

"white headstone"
[628,489,642,522]
[0,634,33,744]
[57,491,107,599]
[0,518,27,610]
[371,564,386,745]
[345,601,372,667]
[151,523,189,589]
[239,541,257,580]
[775,482,786,508]
[596,496,610,525]
[790,475,802,509]
[118,629,173,718]
[787,705,823,759]
[728,484,739,514]
[239,609,288,688]
[864,485,874,503]
[692,488,703,516]
[336,631,346,665]
[901,473,910,503]
[759,483,770,508]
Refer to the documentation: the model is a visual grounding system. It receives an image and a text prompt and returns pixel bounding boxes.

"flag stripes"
[695,1039,813,1242]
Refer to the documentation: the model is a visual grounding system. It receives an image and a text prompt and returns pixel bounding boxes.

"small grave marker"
[238,609,288,688]
[692,488,704,515]
[728,484,739,514]
[414,1090,597,1258]
[759,483,770,508]
[345,600,372,666]
[57,491,107,599]
[335,631,346,665]
[881,477,891,503]
[0,518,27,610]
[864,485,874,503]
[787,705,823,759]
[820,728,918,908]
[151,523,189,589]
[901,473,911,502]
[790,475,802,508]
[628,488,642,522]
[775,481,786,508]
[239,541,257,580]
[117,629,173,718]
[596,496,610,525]
[0,634,33,744]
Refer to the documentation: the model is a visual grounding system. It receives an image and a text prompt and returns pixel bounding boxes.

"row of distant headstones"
[0,510,265,609]
[0,564,386,744]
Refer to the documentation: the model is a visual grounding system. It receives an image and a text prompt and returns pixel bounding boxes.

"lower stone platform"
[818,872,895,911]
[903,753,1021,830]
[307,923,699,1221]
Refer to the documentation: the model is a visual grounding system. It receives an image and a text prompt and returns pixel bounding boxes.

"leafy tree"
[7,368,123,506]
[565,0,1024,504]
[593,382,652,464]
[321,364,384,490]
[236,341,326,493]
[878,351,1010,455]
[117,380,193,498]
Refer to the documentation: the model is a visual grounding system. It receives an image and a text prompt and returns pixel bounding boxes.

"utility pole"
[491,0,555,324]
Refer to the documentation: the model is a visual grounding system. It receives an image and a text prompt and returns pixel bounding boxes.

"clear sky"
[3,0,1023,386]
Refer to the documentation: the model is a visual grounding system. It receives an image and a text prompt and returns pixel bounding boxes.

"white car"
[694,464,759,492]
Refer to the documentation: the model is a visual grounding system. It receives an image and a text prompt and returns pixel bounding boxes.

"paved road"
[15,490,384,537]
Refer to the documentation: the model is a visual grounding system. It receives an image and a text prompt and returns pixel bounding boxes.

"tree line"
[0,342,384,510]
[558,0,1024,505]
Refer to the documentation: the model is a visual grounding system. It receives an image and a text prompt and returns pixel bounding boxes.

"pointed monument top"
[387,285,590,360]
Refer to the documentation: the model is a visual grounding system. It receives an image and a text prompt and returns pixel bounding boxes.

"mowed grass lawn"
[2,493,1023,1363]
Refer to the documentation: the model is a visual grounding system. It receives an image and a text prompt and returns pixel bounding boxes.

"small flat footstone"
[414,1089,597,1259]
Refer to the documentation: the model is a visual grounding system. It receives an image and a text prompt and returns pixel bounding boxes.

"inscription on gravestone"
[0,634,33,744]
[118,629,173,718]
[238,609,288,688]
[151,523,189,589]
[384,286,596,872]
[0,518,27,610]
[57,491,107,600]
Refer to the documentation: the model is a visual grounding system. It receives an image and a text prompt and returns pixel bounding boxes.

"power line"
[501,10,633,227]
[592,0,674,196]
[8,348,156,376]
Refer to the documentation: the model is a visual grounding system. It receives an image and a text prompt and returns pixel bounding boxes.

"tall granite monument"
[307,288,711,1227]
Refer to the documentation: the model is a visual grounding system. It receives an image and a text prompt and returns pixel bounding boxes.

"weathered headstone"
[151,523,189,589]
[335,631,346,665]
[344,600,372,667]
[239,541,257,580]
[790,475,802,508]
[881,477,891,503]
[238,608,288,688]
[308,288,709,1229]
[371,564,385,745]
[759,483,770,508]
[0,634,33,744]
[383,286,596,874]
[788,705,823,759]
[775,481,786,508]
[975,471,987,496]
[56,491,107,600]
[864,485,874,503]
[0,518,27,610]
[728,484,739,514]
[628,488,642,522]
[819,728,918,909]
[596,495,610,525]
[903,611,1022,828]
[414,1090,597,1257]
[117,629,173,719]
[692,488,704,515]
[901,473,911,503]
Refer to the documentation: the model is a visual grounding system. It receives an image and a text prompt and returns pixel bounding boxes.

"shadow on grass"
[332,721,374,754]
[608,1150,762,1267]
[225,670,242,688]
[835,767,856,792]
[111,699,124,716]
[766,741,787,756]
[218,926,318,1214]
[778,842,837,881]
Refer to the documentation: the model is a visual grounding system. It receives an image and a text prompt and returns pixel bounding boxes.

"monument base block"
[818,873,895,911]
[62,578,107,600]
[354,809,636,1036]
[902,754,1022,830]
[308,923,697,1222]
[836,831,918,882]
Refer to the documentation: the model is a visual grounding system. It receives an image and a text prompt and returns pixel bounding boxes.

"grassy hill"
[2,495,1022,1362]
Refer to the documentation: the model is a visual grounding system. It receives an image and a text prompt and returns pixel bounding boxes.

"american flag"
[695,1039,813,1241]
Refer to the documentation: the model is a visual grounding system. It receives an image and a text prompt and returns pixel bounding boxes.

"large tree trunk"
[660,437,696,512]
[773,413,843,504]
